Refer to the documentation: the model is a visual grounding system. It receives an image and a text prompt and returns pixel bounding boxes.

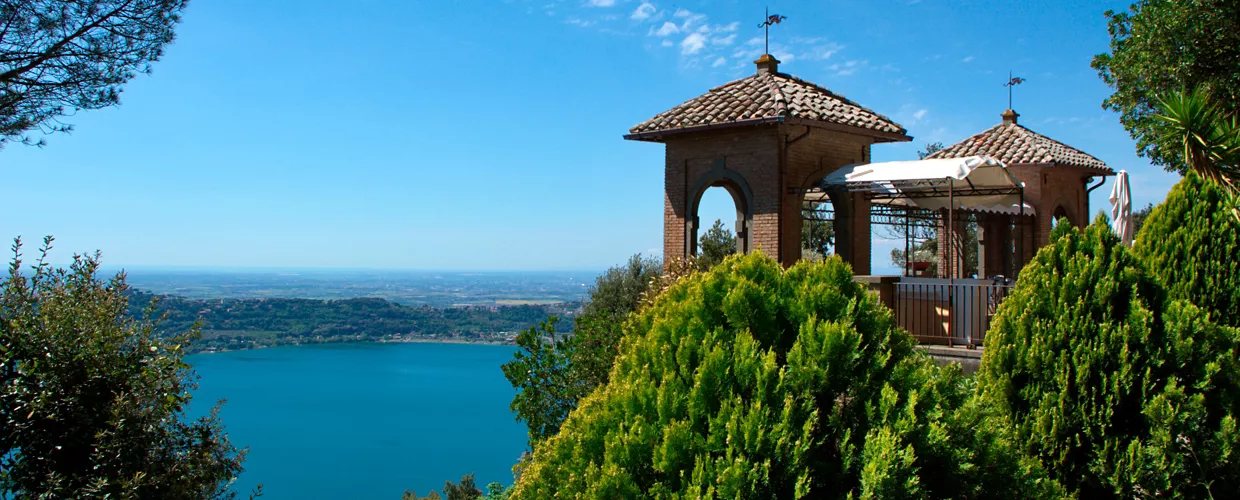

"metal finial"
[1003,71,1026,110]
[757,8,787,55]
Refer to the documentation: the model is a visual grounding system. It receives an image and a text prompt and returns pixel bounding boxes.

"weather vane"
[758,8,787,55]
[1004,72,1026,110]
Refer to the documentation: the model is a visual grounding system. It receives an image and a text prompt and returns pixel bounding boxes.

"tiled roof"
[626,71,908,140]
[926,121,1111,172]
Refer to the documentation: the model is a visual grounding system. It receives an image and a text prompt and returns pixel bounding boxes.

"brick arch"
[686,166,754,256]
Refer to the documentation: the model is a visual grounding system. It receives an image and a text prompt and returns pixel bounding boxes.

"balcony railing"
[857,276,1015,347]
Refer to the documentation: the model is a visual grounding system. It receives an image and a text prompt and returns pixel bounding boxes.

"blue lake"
[188,342,527,499]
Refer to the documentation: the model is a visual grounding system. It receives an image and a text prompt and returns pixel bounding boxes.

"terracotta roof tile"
[926,122,1111,172]
[627,71,907,139]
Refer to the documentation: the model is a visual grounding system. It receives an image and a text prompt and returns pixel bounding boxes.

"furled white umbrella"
[1109,170,1133,246]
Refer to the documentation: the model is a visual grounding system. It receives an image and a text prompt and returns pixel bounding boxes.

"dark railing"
[891,278,1014,346]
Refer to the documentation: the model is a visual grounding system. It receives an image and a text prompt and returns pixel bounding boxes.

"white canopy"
[815,155,1033,215]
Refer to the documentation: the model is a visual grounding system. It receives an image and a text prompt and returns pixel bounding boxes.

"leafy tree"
[403,473,484,500]
[1092,0,1240,172]
[1,0,190,148]
[801,205,834,260]
[1151,86,1240,217]
[917,141,944,159]
[579,254,661,319]
[697,219,735,270]
[1134,173,1240,328]
[1131,202,1154,235]
[977,218,1240,497]
[510,252,1058,499]
[501,255,661,446]
[0,237,253,499]
[500,318,574,445]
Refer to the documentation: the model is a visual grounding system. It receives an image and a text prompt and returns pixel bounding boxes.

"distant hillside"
[126,290,578,353]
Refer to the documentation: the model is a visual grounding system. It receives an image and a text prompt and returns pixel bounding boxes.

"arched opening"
[686,169,752,267]
[1051,205,1069,228]
[695,187,741,267]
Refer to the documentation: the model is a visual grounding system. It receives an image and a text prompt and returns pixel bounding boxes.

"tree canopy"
[511,253,1055,499]
[978,218,1240,497]
[0,237,252,498]
[0,0,189,147]
[1092,0,1240,172]
[697,219,736,270]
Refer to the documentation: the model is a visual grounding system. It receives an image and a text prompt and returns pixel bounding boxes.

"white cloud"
[712,56,727,67]
[681,32,707,55]
[711,33,736,46]
[913,109,927,120]
[631,1,655,20]
[962,55,975,63]
[652,21,679,36]
[829,59,867,77]
[661,39,674,47]
[586,0,615,6]
[566,18,594,27]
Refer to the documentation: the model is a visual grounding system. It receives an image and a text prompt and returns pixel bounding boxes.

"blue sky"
[1,0,1181,271]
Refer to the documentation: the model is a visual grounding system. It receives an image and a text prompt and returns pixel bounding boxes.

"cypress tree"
[1133,172,1240,328]
[977,217,1240,498]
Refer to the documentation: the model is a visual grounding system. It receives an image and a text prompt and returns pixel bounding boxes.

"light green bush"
[511,252,1056,499]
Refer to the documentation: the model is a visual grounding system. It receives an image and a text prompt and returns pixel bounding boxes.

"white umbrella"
[1109,170,1133,246]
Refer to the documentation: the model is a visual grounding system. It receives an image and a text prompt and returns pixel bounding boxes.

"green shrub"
[510,252,1055,499]
[0,238,251,499]
[1134,172,1240,328]
[977,218,1240,498]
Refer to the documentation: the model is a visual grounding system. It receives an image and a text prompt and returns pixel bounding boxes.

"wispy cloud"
[829,59,867,77]
[712,57,727,68]
[566,18,594,27]
[586,0,615,6]
[631,1,655,20]
[682,32,707,55]
[651,21,679,36]
[962,55,975,63]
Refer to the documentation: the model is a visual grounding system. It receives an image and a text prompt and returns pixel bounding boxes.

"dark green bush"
[0,238,251,499]
[978,217,1240,498]
[1134,172,1240,328]
[511,253,1055,499]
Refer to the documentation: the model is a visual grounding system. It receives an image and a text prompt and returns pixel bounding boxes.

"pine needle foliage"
[977,217,1240,498]
[1134,172,1240,328]
[510,252,1057,499]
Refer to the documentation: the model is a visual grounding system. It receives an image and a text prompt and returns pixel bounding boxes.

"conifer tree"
[511,253,1056,499]
[977,218,1240,498]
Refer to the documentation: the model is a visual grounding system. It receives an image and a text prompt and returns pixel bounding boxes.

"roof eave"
[623,116,912,143]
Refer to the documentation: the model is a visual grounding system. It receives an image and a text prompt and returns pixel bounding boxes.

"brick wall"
[660,124,876,270]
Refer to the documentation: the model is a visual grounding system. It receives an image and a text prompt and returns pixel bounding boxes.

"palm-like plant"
[1154,86,1240,219]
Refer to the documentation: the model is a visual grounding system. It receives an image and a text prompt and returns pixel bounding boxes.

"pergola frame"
[804,157,1030,281]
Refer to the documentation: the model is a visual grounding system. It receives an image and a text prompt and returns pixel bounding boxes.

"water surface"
[189,342,526,499]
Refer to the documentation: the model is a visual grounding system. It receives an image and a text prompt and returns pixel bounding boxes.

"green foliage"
[0,237,253,499]
[502,255,660,446]
[501,318,575,444]
[403,473,484,500]
[697,219,736,270]
[1,0,190,147]
[801,207,834,260]
[1130,202,1155,235]
[977,218,1240,497]
[917,142,945,160]
[1135,173,1240,328]
[511,252,1055,499]
[580,254,661,319]
[1152,86,1240,196]
[1092,0,1240,172]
